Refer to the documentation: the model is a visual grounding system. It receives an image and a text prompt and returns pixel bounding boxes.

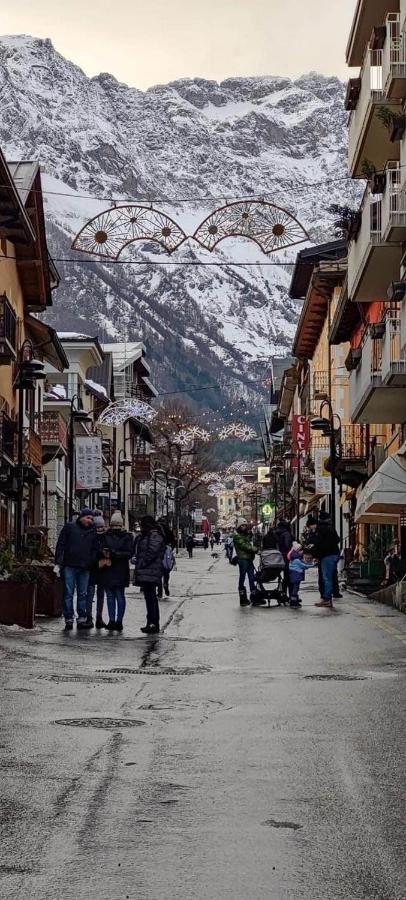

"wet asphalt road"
[0,550,405,900]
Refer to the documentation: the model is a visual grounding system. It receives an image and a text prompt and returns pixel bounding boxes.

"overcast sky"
[1,0,356,89]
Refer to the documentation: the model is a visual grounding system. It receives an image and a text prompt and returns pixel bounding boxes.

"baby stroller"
[252,548,287,607]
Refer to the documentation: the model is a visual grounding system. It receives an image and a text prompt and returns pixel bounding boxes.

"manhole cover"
[97,666,210,676]
[54,718,146,729]
[303,674,367,682]
[262,819,302,831]
[38,674,124,684]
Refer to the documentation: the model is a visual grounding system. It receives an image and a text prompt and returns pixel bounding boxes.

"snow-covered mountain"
[0,35,356,411]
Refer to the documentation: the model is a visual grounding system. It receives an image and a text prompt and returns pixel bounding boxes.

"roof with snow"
[86,353,114,402]
[7,160,39,206]
[102,342,148,372]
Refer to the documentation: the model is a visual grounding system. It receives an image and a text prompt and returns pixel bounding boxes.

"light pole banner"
[314,448,330,494]
[75,436,103,490]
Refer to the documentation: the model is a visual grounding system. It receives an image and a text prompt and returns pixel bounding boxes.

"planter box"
[35,577,63,618]
[0,582,36,628]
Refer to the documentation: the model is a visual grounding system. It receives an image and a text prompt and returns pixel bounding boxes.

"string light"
[98,399,157,426]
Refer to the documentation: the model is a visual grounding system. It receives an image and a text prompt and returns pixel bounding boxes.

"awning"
[355,450,406,524]
[25,316,69,372]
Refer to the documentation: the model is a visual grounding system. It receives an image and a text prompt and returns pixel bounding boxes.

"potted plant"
[24,530,63,618]
[329,204,361,241]
[361,158,386,194]
[0,541,37,629]
[377,106,406,142]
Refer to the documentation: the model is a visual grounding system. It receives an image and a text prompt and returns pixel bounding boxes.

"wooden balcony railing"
[40,412,68,451]
[23,428,42,472]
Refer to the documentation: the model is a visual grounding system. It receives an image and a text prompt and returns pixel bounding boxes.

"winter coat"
[158,523,176,549]
[55,521,99,570]
[289,557,315,583]
[133,527,165,585]
[97,529,134,589]
[274,522,293,559]
[312,522,340,560]
[185,536,195,551]
[262,530,278,550]
[233,530,255,560]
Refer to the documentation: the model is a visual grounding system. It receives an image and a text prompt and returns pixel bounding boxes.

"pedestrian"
[262,527,278,550]
[274,518,293,597]
[98,511,133,632]
[203,534,209,550]
[133,515,166,635]
[311,512,340,609]
[210,534,215,551]
[157,517,176,598]
[233,517,256,606]
[85,514,107,628]
[185,535,194,558]
[224,534,234,561]
[54,508,99,631]
[214,529,221,545]
[287,542,316,608]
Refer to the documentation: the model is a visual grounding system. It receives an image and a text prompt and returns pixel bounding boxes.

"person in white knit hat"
[97,511,134,632]
[85,515,107,628]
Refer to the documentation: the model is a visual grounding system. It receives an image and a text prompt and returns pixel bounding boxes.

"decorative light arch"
[218,423,258,442]
[192,200,309,254]
[97,399,157,427]
[71,200,308,259]
[177,426,211,446]
[71,205,187,258]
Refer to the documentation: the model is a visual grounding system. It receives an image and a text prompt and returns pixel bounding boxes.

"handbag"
[163,546,175,572]
[230,555,239,566]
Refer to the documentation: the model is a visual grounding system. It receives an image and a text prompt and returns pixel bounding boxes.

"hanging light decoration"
[177,426,211,446]
[200,471,223,483]
[97,399,157,427]
[218,423,258,442]
[225,460,255,476]
[208,483,227,496]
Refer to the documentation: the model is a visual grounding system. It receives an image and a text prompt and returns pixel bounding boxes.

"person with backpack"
[233,518,256,605]
[133,515,166,634]
[157,517,176,598]
[97,511,134,632]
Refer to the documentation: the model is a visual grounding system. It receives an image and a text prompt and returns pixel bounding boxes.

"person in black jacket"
[97,512,134,633]
[274,519,293,596]
[54,509,98,630]
[156,517,176,598]
[133,515,166,635]
[311,512,340,608]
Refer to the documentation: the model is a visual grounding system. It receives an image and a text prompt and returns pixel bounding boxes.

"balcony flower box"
[0,581,36,629]
[344,77,361,111]
[345,347,362,372]
[370,322,386,339]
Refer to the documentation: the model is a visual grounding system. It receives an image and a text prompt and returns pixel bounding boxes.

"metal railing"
[0,412,16,462]
[349,48,383,168]
[312,371,329,399]
[382,13,406,89]
[349,330,383,420]
[348,188,382,299]
[381,317,406,381]
[113,374,146,400]
[382,162,406,235]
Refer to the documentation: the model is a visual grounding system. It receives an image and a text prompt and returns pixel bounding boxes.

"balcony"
[0,294,17,364]
[40,412,68,459]
[0,413,16,464]
[348,48,401,176]
[23,428,42,474]
[312,371,329,404]
[346,1,400,67]
[381,162,406,240]
[381,317,406,384]
[348,188,403,301]
[349,327,406,423]
[382,14,406,98]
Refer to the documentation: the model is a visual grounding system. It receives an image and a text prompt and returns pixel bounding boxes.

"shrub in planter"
[34,564,63,618]
[0,541,38,629]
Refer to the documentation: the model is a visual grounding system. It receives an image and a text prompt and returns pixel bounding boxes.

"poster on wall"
[75,436,103,490]
[314,448,331,494]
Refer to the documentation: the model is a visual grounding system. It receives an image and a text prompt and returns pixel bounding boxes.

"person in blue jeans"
[98,511,134,633]
[85,515,108,628]
[233,518,257,605]
[54,509,99,630]
[312,513,340,609]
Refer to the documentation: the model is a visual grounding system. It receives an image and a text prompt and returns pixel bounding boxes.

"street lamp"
[67,395,92,522]
[284,450,300,540]
[270,464,283,526]
[117,448,132,518]
[311,400,342,530]
[153,468,168,519]
[15,340,47,556]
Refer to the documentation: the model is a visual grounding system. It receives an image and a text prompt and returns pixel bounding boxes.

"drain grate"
[303,674,367,682]
[38,674,124,684]
[54,717,146,729]
[262,819,302,831]
[97,666,210,676]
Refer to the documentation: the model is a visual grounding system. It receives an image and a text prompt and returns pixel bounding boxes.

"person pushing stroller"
[233,518,256,606]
